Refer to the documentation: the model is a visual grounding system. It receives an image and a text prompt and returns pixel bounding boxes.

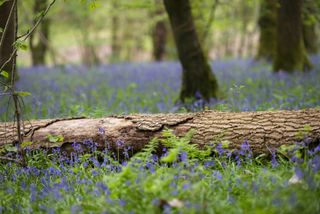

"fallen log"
[0,109,320,154]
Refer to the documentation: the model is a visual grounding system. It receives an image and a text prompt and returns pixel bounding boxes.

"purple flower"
[212,170,222,181]
[294,167,304,179]
[204,160,215,168]
[180,152,188,163]
[98,127,105,135]
[116,140,125,148]
[311,155,320,173]
[270,149,279,168]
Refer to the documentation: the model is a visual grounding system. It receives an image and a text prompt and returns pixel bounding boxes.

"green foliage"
[0,70,9,79]
[47,134,64,143]
[14,40,28,51]
[0,132,319,213]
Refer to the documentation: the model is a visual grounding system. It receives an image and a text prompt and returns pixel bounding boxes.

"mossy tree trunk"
[163,0,218,102]
[273,0,312,72]
[0,0,17,82]
[29,0,50,66]
[152,0,167,61]
[302,0,319,54]
[257,0,278,61]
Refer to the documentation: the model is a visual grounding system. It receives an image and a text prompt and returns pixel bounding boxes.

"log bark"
[0,109,320,155]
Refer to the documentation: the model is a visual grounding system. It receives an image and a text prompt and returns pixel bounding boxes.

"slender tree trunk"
[1,109,319,155]
[0,0,17,82]
[29,0,50,66]
[302,0,319,54]
[110,1,121,63]
[273,0,312,72]
[163,0,218,102]
[152,0,167,61]
[256,0,278,61]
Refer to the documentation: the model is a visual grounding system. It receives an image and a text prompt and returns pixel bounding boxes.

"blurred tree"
[256,0,278,60]
[163,0,218,102]
[273,0,312,72]
[110,0,121,62]
[29,0,50,66]
[152,0,167,61]
[62,1,101,66]
[0,0,17,82]
[302,0,319,54]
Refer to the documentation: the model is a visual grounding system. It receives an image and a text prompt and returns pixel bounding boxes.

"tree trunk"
[152,0,167,61]
[0,0,17,82]
[256,0,278,61]
[302,0,319,54]
[273,0,312,72]
[29,0,50,66]
[1,109,319,155]
[163,0,218,102]
[110,1,121,63]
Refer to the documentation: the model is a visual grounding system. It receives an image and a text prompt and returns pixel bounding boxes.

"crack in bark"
[25,116,86,141]
[136,116,194,131]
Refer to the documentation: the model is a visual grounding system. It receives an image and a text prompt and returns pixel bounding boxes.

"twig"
[17,0,56,40]
[0,156,23,165]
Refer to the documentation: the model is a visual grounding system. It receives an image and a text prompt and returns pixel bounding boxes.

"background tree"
[163,0,218,102]
[302,0,319,54]
[256,0,278,61]
[110,0,121,63]
[0,0,17,82]
[273,0,312,72]
[29,0,50,66]
[152,0,167,61]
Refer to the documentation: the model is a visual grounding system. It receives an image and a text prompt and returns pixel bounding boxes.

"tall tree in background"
[256,0,278,61]
[110,0,121,62]
[0,0,17,82]
[152,0,167,61]
[273,0,312,72]
[29,0,50,66]
[302,0,319,54]
[163,0,218,102]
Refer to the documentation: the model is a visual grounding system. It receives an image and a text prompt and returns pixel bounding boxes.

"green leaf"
[0,70,9,78]
[161,148,179,163]
[0,0,9,7]
[0,27,3,33]
[16,91,31,97]
[21,141,33,148]
[48,134,64,143]
[4,145,17,152]
[14,40,28,51]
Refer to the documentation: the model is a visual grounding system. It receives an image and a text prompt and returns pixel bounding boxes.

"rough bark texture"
[0,0,17,82]
[273,0,312,72]
[257,0,278,61]
[152,0,167,61]
[163,0,218,101]
[29,0,49,66]
[1,109,320,155]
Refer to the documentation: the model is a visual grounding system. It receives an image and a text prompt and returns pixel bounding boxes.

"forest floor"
[0,56,320,213]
